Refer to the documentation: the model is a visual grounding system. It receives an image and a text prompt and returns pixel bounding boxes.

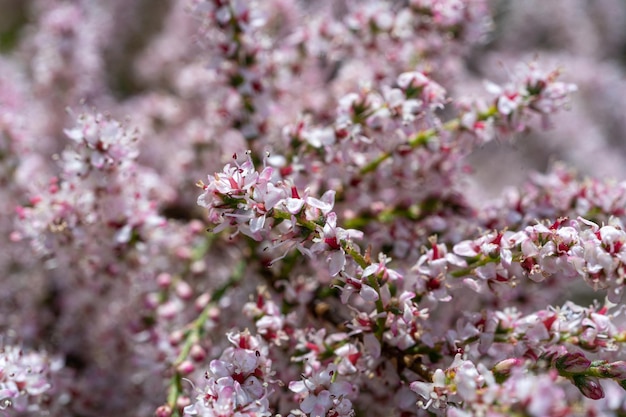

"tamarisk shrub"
[2,0,626,416]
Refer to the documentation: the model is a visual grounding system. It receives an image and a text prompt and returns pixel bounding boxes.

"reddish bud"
[176,360,195,375]
[175,281,193,300]
[573,375,604,400]
[195,293,211,310]
[598,361,626,379]
[176,396,191,409]
[556,352,591,374]
[190,344,207,362]
[155,405,172,417]
[169,330,184,346]
[493,358,523,378]
[157,273,172,288]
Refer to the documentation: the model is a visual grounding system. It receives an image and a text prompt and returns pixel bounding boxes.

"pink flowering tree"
[2,0,626,416]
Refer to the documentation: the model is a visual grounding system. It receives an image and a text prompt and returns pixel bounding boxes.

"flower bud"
[492,358,523,380]
[195,293,211,310]
[556,352,591,374]
[176,360,195,375]
[601,361,626,379]
[176,395,191,409]
[573,375,604,400]
[169,330,184,346]
[175,280,193,300]
[155,405,172,417]
[157,273,172,288]
[190,344,207,362]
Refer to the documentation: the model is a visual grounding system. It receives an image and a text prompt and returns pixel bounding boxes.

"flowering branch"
[414,216,626,302]
[160,259,246,417]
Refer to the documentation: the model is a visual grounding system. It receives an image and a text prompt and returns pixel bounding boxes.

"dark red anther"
[305,342,320,353]
[336,128,348,139]
[325,237,340,250]
[550,217,566,230]
[357,316,371,327]
[490,233,503,246]
[426,277,441,291]
[348,352,361,365]
[251,80,263,93]
[542,314,557,331]
[280,165,293,176]
[239,9,250,24]
[521,257,536,272]
[523,349,539,361]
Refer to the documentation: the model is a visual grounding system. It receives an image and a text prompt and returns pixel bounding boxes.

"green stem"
[450,256,496,278]
[342,242,368,269]
[272,209,320,232]
[366,274,387,340]
[166,260,246,415]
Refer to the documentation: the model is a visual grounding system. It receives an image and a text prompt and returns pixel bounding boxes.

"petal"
[364,333,381,359]
[361,264,379,277]
[360,285,379,302]
[328,251,346,276]
[453,241,478,257]
[300,394,317,414]
[289,380,308,394]
[410,381,433,399]
[285,198,305,214]
[330,381,354,397]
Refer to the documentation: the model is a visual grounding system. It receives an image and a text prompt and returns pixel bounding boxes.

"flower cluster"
[288,364,356,417]
[184,331,274,417]
[14,111,165,269]
[0,344,58,413]
[3,0,626,416]
[413,216,626,303]
[411,354,575,416]
[458,61,578,143]
[197,153,368,278]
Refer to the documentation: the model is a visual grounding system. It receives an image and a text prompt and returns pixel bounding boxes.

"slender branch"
[360,106,496,175]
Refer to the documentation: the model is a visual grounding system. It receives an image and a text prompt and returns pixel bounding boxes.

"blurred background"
[465,0,626,199]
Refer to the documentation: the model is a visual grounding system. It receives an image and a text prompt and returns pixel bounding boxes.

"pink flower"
[411,368,448,410]
[361,253,403,282]
[289,364,356,417]
[311,213,363,276]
